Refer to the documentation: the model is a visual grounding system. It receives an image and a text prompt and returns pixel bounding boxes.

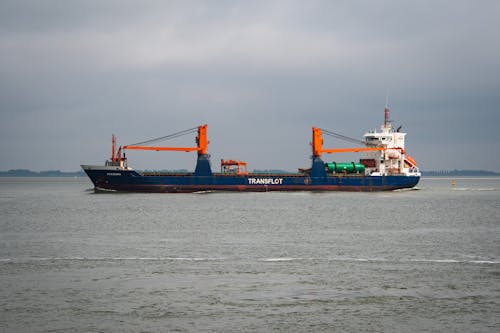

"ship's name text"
[248,178,283,185]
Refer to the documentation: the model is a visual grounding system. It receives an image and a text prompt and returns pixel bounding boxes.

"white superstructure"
[363,108,420,177]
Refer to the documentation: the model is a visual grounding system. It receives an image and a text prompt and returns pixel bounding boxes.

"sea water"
[0,177,499,332]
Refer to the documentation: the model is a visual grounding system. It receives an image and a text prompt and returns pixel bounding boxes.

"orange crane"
[122,124,209,155]
[312,127,392,157]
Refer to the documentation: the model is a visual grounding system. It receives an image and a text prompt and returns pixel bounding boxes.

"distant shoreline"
[1,169,499,177]
[420,170,500,177]
[0,169,85,177]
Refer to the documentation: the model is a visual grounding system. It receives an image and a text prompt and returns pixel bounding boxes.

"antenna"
[111,134,117,162]
[384,91,390,128]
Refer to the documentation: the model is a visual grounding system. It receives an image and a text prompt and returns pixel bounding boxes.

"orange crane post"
[312,127,323,157]
[196,124,208,155]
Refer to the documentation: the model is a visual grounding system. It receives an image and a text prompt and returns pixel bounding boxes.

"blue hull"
[82,155,419,192]
[82,168,420,193]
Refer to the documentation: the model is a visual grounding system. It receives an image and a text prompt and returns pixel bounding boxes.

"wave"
[1,257,498,265]
[452,187,497,191]
[260,257,500,264]
[260,257,313,262]
[0,257,225,262]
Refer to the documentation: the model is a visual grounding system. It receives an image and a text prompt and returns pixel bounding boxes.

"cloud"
[0,0,499,171]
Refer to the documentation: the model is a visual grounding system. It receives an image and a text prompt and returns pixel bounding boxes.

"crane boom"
[123,146,199,152]
[321,147,386,154]
[312,127,398,156]
[122,124,208,155]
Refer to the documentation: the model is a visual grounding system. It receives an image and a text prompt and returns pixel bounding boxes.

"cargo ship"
[81,108,420,192]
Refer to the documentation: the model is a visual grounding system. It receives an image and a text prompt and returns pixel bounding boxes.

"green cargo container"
[326,162,365,174]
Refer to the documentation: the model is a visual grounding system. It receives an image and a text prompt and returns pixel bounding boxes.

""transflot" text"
[248,178,283,185]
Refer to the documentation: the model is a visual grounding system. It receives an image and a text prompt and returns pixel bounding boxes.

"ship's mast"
[111,134,117,162]
[383,94,390,130]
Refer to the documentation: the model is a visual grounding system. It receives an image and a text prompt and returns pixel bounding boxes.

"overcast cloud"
[1,0,499,172]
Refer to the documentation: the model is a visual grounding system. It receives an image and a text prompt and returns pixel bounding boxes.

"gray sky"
[1,0,499,172]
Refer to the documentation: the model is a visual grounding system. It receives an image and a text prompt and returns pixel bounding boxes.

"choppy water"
[0,177,499,332]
